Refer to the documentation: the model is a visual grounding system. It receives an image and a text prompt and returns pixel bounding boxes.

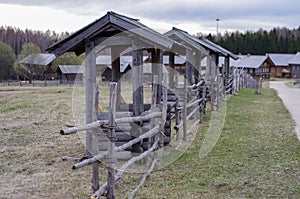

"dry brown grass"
[1,84,299,198]
[0,86,93,198]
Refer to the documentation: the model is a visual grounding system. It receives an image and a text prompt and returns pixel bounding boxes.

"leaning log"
[73,124,161,170]
[90,139,159,199]
[128,159,157,199]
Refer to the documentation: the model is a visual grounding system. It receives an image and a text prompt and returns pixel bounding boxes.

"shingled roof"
[47,11,187,56]
[197,38,238,59]
[57,65,85,74]
[164,27,208,55]
[289,52,300,65]
[267,53,295,66]
[235,55,274,68]
[19,53,56,66]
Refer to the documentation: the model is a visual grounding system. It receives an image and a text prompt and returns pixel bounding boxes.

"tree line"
[0,26,84,81]
[205,27,300,55]
[0,26,71,57]
[1,25,300,81]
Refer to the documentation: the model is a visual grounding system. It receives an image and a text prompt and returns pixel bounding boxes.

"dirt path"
[270,81,300,141]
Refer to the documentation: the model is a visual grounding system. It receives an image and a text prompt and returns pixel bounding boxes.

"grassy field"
[0,85,299,198]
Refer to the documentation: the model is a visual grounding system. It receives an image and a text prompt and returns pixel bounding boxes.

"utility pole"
[216,18,220,42]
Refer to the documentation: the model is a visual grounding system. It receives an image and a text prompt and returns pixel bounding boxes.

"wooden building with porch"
[289,52,300,78]
[267,53,294,78]
[56,65,85,84]
[235,55,274,79]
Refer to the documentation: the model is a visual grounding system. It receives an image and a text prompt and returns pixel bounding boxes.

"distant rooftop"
[289,52,300,65]
[57,65,85,74]
[235,55,269,68]
[267,53,295,66]
[19,53,56,66]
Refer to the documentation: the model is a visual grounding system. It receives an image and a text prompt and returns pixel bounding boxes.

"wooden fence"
[58,66,259,198]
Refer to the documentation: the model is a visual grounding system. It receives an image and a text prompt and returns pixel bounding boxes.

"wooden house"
[289,52,300,78]
[234,55,274,79]
[56,65,85,84]
[267,53,294,78]
[19,53,56,80]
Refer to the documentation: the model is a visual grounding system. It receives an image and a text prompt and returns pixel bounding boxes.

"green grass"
[125,88,300,198]
[1,86,299,198]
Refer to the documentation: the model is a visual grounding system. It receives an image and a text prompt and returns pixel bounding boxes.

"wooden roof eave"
[47,11,185,56]
[164,28,209,56]
[198,38,238,60]
[47,14,111,56]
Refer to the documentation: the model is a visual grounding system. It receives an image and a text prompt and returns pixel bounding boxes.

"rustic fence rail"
[57,66,260,198]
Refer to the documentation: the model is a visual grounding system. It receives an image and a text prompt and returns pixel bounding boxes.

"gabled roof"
[57,65,85,74]
[47,11,187,56]
[198,38,238,60]
[19,53,56,66]
[235,55,272,68]
[267,53,295,66]
[164,27,208,55]
[289,52,300,65]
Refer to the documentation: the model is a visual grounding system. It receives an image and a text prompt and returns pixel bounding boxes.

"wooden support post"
[194,53,201,84]
[149,75,158,150]
[85,39,99,192]
[207,55,214,111]
[195,53,201,122]
[186,49,193,85]
[132,41,144,116]
[200,82,206,123]
[183,76,188,141]
[152,48,163,103]
[175,71,180,140]
[224,56,230,95]
[157,73,168,168]
[111,47,121,111]
[169,52,175,89]
[107,82,117,199]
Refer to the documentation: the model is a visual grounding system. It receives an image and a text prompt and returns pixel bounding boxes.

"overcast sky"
[0,0,299,35]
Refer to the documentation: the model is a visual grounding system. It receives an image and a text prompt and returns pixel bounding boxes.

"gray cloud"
[0,0,299,33]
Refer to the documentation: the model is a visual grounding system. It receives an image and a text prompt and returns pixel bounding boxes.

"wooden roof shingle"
[47,11,187,56]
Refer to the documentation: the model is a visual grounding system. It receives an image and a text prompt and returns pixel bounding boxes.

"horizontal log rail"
[60,112,162,135]
[187,98,203,108]
[73,124,161,170]
[187,105,201,121]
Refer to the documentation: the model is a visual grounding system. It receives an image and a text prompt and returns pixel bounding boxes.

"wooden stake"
[91,139,159,199]
[107,83,117,199]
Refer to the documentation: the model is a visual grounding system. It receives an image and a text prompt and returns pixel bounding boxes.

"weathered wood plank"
[85,39,99,192]
[132,40,144,116]
[169,52,175,89]
[107,82,117,199]
[111,47,121,111]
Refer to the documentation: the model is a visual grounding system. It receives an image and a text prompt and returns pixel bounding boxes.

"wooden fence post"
[183,76,188,141]
[148,75,158,155]
[107,82,117,199]
[85,39,99,192]
[132,40,144,116]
